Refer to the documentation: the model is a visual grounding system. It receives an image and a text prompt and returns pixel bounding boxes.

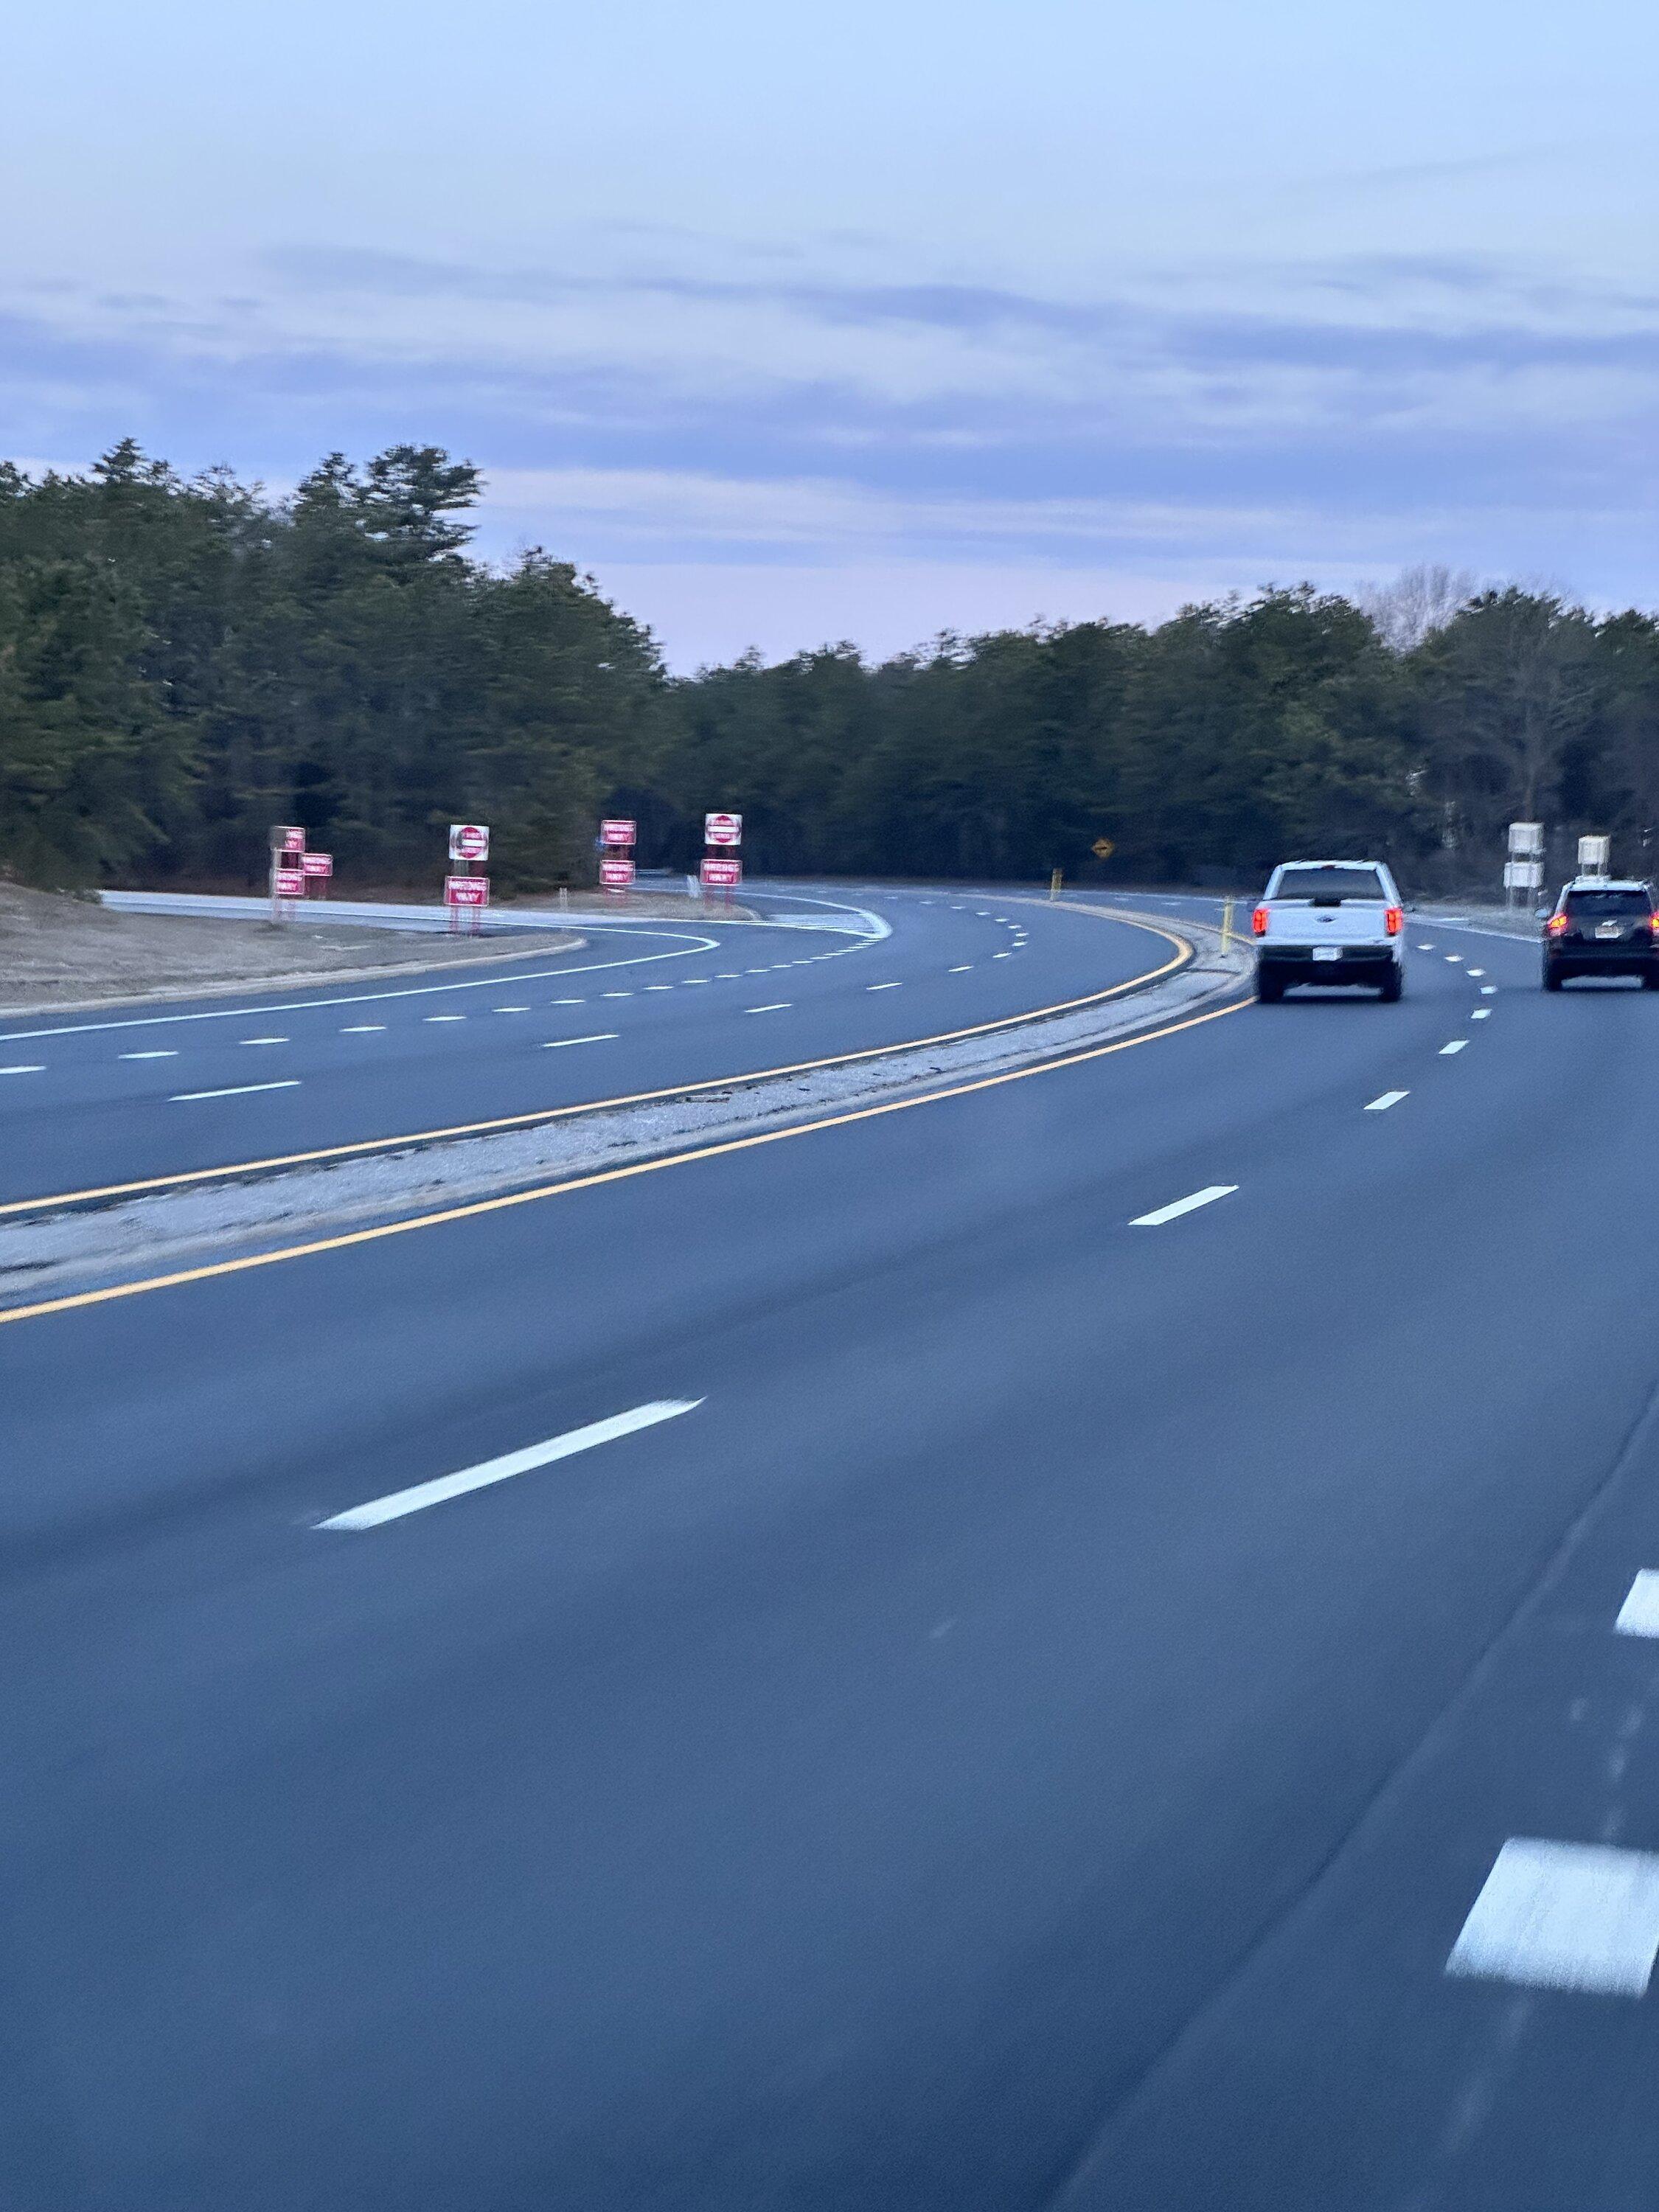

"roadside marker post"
[1220,897,1234,950]
[1050,868,1062,898]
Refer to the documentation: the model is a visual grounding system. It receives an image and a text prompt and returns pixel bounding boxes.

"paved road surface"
[0,889,1158,1206]
[7,901,1659,2208]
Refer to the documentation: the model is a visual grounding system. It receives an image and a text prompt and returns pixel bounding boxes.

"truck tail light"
[1251,905,1269,936]
[1385,905,1403,936]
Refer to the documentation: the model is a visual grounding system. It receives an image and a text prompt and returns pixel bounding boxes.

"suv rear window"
[1271,867,1387,902]
[1563,888,1651,917]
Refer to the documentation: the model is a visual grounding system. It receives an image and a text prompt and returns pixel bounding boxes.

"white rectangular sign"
[1578,835,1611,873]
[1508,821,1543,856]
[1503,859,1543,891]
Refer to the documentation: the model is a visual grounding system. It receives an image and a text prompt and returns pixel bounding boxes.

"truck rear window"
[1270,867,1387,902]
[1563,889,1651,917]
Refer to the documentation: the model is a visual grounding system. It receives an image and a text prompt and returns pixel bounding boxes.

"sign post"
[703,812,742,907]
[1506,821,1543,910]
[445,825,490,933]
[444,874,490,934]
[268,826,307,922]
[599,818,636,899]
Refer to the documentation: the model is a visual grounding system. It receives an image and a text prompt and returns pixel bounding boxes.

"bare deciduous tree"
[1359,564,1478,653]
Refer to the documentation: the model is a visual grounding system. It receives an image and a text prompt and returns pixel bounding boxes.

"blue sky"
[4,0,1656,665]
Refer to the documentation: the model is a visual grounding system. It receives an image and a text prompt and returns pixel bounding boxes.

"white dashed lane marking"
[745,1003,791,1014]
[1472,1009,1492,1021]
[866,982,902,992]
[1615,1572,1659,1637]
[1131,1185,1238,1227]
[0,1065,45,1076]
[423,1015,465,1024]
[341,1024,386,1033]
[120,1050,178,1060]
[541,1034,618,1049]
[493,1005,530,1014]
[316,1399,703,1531]
[1447,1838,1659,1996]
[1441,1040,1469,1056]
[240,1036,289,1046]
[1481,984,1498,995]
[1365,1091,1408,1112]
[949,964,973,973]
[171,1080,301,1102]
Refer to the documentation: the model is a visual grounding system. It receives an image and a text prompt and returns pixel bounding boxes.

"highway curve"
[0,888,1161,1207]
[6,908,1659,2208]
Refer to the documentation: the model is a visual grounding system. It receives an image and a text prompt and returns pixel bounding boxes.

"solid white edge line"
[170,1079,301,1101]
[1365,1091,1408,1111]
[318,1399,704,1529]
[1131,1184,1238,1227]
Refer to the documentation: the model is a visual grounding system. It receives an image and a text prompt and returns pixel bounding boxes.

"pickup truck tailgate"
[1260,900,1389,944]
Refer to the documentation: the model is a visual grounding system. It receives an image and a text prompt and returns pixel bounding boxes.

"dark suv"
[1542,879,1659,990]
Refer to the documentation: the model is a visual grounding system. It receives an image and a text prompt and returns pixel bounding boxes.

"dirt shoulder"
[0,884,580,1015]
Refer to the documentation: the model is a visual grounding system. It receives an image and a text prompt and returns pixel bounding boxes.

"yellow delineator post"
[1220,897,1234,950]
[1050,868,1062,898]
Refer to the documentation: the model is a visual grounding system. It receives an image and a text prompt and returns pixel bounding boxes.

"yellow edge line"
[1,912,1194,1219]
[0,993,1251,1329]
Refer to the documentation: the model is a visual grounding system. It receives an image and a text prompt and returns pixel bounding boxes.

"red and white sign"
[700,856,742,888]
[272,825,306,854]
[445,874,490,908]
[300,852,333,879]
[599,857,636,888]
[599,818,637,848]
[448,822,490,864]
[704,812,742,847]
[271,867,306,898]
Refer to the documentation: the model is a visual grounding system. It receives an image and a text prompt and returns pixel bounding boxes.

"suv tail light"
[1547,913,1571,936]
[1385,905,1403,936]
[1649,914,1659,936]
[1251,905,1269,936]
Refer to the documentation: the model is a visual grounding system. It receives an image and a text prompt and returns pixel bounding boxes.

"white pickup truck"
[1251,860,1406,1001]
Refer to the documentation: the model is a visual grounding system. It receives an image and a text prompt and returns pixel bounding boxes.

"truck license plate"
[1312,947,1342,961]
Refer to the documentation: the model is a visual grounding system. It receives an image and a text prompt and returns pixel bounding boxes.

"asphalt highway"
[0,888,1161,1206]
[7,900,1659,2209]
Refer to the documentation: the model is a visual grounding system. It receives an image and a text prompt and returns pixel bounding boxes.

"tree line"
[3,442,1657,899]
